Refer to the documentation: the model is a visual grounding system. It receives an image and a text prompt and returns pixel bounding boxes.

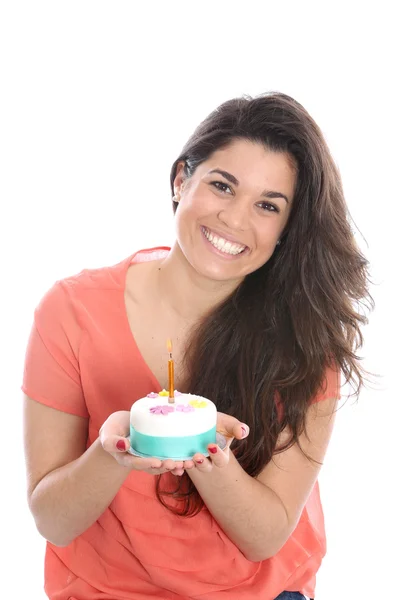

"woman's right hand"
[99,411,185,475]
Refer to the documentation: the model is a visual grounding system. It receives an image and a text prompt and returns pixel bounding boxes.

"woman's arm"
[23,396,182,546]
[187,395,338,561]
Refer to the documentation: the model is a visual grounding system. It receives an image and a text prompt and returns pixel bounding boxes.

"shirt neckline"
[119,247,171,394]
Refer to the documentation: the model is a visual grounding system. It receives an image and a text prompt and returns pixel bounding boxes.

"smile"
[201,226,247,256]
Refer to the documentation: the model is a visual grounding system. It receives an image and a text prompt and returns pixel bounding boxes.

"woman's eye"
[257,202,280,213]
[211,181,233,194]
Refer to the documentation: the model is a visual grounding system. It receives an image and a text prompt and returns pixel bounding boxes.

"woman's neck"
[155,242,242,322]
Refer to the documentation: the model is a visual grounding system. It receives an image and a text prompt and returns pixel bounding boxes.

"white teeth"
[202,227,246,255]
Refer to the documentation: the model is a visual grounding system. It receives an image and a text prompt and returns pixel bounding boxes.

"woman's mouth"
[201,226,247,256]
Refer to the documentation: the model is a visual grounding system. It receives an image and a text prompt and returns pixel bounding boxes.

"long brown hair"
[156,92,373,516]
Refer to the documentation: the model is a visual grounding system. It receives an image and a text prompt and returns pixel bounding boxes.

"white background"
[1,2,399,598]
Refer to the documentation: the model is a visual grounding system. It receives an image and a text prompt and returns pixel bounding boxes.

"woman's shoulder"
[31,253,134,331]
[29,246,172,338]
[60,247,170,296]
[60,253,134,294]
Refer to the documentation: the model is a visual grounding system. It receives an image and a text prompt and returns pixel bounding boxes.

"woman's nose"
[217,201,249,232]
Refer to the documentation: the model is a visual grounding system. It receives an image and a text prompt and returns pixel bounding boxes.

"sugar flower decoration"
[188,399,208,409]
[150,405,175,415]
[146,392,158,398]
[158,389,169,397]
[176,404,195,413]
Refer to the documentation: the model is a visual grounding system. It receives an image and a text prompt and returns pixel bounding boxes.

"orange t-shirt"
[22,248,340,600]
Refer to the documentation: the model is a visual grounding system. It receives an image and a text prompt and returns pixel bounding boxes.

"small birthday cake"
[129,390,217,460]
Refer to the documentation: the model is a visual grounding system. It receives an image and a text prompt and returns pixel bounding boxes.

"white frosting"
[130,393,217,437]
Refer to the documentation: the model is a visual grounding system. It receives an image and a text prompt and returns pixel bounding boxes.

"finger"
[118,454,163,471]
[192,453,212,473]
[100,411,130,438]
[148,466,170,474]
[183,459,195,470]
[133,456,163,470]
[216,412,242,438]
[207,444,229,468]
[218,420,249,441]
[234,422,250,440]
[170,467,185,476]
[101,434,131,455]
[161,459,183,471]
[219,421,249,450]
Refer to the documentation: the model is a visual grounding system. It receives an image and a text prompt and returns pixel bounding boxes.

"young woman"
[22,92,372,599]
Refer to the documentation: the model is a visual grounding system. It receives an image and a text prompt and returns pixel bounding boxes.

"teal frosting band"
[130,425,217,459]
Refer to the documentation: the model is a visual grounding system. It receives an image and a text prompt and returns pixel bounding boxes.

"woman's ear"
[173,161,187,196]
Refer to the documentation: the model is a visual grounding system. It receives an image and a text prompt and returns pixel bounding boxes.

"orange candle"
[167,339,175,403]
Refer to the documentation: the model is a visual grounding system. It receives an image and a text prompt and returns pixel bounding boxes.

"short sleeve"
[21,281,89,418]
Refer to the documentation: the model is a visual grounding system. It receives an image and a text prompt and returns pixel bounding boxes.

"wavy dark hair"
[156,91,373,516]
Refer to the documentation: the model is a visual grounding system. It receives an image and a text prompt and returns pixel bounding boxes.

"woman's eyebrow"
[208,168,239,186]
[207,168,289,204]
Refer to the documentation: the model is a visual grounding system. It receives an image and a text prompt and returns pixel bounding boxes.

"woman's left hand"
[180,411,249,473]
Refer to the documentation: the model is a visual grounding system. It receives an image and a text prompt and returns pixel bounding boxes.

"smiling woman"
[22,92,372,600]
[171,140,295,282]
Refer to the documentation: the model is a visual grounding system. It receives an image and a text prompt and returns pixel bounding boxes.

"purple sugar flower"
[176,404,195,413]
[150,405,175,415]
[147,392,158,398]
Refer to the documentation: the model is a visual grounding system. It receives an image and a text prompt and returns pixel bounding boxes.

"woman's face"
[173,139,296,283]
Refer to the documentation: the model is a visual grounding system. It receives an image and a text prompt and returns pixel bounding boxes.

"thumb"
[99,411,131,453]
[100,433,130,454]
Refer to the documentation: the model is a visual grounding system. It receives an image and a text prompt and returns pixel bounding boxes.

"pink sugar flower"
[150,405,175,415]
[147,392,158,398]
[176,404,195,413]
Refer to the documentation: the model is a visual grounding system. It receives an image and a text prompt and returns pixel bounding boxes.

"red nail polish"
[116,440,126,451]
[241,426,247,437]
[195,458,204,464]
[209,446,218,454]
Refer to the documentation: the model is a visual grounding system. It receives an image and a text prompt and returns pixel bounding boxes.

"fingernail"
[209,446,218,454]
[241,426,247,438]
[195,458,204,464]
[116,440,126,451]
